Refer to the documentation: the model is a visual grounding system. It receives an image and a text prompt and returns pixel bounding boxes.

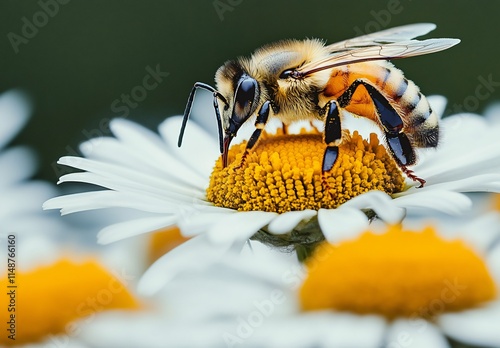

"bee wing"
[325,23,438,50]
[297,38,460,76]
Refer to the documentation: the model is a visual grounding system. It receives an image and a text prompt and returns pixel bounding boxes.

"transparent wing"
[297,38,460,76]
[325,23,438,51]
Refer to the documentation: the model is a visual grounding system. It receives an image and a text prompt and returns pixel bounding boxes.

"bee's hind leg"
[321,101,342,191]
[337,78,425,188]
[235,101,271,169]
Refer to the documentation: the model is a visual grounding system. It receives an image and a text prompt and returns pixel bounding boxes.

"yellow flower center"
[147,227,190,265]
[300,226,497,319]
[207,130,405,213]
[0,258,140,346]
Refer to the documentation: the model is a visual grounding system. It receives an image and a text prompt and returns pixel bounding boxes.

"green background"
[1,0,499,182]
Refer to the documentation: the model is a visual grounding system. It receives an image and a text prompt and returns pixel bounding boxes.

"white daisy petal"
[438,302,500,347]
[57,156,204,197]
[177,211,236,237]
[159,116,219,177]
[318,207,369,244]
[207,211,278,245]
[58,171,204,205]
[267,209,317,235]
[457,213,500,253]
[79,136,151,169]
[427,95,447,119]
[97,215,177,244]
[109,118,208,188]
[0,146,37,186]
[137,234,230,296]
[487,243,500,284]
[343,190,406,224]
[393,190,472,215]
[250,312,386,348]
[0,181,57,220]
[386,319,450,348]
[424,174,500,193]
[0,90,31,149]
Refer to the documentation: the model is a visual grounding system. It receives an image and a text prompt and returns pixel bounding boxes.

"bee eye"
[233,77,257,121]
[279,69,294,79]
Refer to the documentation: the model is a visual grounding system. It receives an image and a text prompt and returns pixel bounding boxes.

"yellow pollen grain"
[207,130,405,213]
[300,225,497,319]
[0,258,140,346]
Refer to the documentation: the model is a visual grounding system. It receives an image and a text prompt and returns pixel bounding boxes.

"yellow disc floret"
[300,225,497,319]
[207,130,405,213]
[0,258,140,346]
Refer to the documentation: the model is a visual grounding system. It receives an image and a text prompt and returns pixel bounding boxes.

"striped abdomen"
[322,61,439,149]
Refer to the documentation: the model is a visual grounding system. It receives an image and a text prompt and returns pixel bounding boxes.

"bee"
[178,23,459,187]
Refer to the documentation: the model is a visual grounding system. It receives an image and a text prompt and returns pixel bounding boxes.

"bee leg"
[338,79,425,187]
[178,82,228,153]
[321,101,342,191]
[282,122,289,135]
[385,132,425,188]
[235,101,271,169]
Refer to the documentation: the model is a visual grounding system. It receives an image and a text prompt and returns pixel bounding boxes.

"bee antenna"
[178,82,227,153]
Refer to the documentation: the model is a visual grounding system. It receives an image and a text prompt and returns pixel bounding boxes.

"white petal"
[484,101,500,125]
[189,89,220,139]
[0,181,57,220]
[177,210,236,237]
[427,95,447,119]
[393,190,472,215]
[424,174,500,193]
[0,146,37,186]
[249,312,386,348]
[138,234,230,295]
[318,207,369,244]
[267,210,317,234]
[438,302,500,347]
[487,243,500,285]
[58,171,204,206]
[159,116,219,177]
[97,215,177,244]
[44,190,185,216]
[108,118,208,188]
[342,190,406,224]
[57,156,204,197]
[207,211,278,245]
[0,90,31,149]
[458,212,500,253]
[386,319,449,348]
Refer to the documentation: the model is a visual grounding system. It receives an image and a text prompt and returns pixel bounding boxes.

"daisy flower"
[0,89,144,347]
[43,94,500,263]
[71,217,500,348]
[0,89,64,268]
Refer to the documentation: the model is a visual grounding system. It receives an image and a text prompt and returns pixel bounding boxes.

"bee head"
[216,61,260,166]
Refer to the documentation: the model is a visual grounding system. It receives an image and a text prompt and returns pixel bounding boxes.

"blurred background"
[1,0,499,183]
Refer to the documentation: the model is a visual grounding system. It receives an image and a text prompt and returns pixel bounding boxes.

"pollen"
[207,130,405,213]
[299,225,497,319]
[0,258,140,346]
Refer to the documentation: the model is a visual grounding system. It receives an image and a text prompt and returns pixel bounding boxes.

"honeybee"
[178,23,459,187]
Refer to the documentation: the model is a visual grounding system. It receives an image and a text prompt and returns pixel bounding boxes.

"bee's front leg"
[321,101,342,174]
[235,101,272,169]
